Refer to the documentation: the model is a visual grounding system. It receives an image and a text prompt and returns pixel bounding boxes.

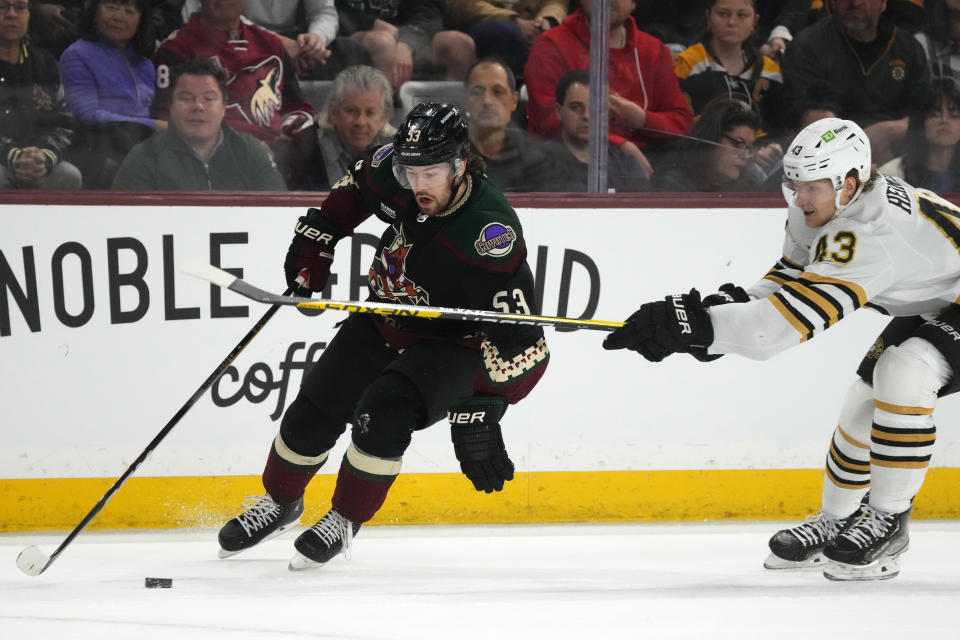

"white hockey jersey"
[708,175,960,360]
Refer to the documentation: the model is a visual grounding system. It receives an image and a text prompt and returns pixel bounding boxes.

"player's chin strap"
[832,179,867,220]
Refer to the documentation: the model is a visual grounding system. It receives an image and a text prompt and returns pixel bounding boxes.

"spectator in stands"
[524,0,693,152]
[880,79,960,191]
[155,0,316,188]
[302,64,394,191]
[112,56,286,190]
[243,0,368,79]
[181,0,369,79]
[759,91,840,189]
[31,1,83,56]
[463,57,549,191]
[34,1,183,55]
[0,0,81,188]
[916,0,960,82]
[674,0,785,137]
[756,0,823,61]
[781,0,931,164]
[539,69,648,192]
[337,0,475,88]
[443,0,568,85]
[653,97,764,192]
[631,0,704,53]
[60,0,159,189]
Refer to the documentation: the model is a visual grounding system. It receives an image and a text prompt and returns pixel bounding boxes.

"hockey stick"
[15,279,299,577]
[183,263,625,332]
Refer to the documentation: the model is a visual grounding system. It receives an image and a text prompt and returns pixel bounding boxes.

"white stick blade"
[16,545,50,576]
[180,262,238,288]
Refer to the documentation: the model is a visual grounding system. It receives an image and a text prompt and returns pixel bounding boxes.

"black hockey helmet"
[393,102,469,167]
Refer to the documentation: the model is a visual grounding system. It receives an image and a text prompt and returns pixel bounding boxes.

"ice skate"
[288,508,361,571]
[218,494,304,558]
[822,504,910,581]
[764,511,855,569]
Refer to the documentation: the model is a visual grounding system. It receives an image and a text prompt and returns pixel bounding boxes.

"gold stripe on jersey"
[763,271,792,287]
[838,425,869,449]
[783,279,845,328]
[874,399,935,415]
[797,272,867,308]
[916,193,960,251]
[779,255,804,271]
[769,292,814,340]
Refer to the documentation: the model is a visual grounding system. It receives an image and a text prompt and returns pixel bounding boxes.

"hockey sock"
[331,442,401,524]
[822,379,873,518]
[870,339,948,514]
[262,432,329,503]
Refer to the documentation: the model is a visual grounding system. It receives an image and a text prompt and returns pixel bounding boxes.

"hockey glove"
[602,288,714,362]
[283,207,341,296]
[449,396,514,493]
[691,283,749,362]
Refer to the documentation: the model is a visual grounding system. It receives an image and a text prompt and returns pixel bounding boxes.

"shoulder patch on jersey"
[474,222,517,257]
[371,143,394,168]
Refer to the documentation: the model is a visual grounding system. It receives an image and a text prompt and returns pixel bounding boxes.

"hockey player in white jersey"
[604,117,960,581]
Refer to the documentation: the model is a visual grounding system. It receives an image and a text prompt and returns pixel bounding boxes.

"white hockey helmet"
[782,117,871,211]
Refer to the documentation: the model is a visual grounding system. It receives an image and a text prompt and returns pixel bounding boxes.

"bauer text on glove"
[448,397,514,493]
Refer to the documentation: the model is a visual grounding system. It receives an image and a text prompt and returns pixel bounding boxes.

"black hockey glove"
[449,396,514,493]
[691,283,749,362]
[602,288,714,362]
[702,283,749,307]
[283,207,341,296]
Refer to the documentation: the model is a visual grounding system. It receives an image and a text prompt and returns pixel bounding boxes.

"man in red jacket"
[523,0,692,150]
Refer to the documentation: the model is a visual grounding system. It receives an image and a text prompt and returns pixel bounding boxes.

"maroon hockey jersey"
[154,13,314,142]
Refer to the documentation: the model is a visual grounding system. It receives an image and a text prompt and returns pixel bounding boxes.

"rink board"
[3,202,960,530]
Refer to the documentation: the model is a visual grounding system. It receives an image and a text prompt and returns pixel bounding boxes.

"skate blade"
[217,521,300,559]
[823,556,901,581]
[763,551,825,570]
[288,550,326,572]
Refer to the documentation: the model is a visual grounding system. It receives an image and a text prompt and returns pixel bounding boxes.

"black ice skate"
[218,494,304,558]
[288,508,361,571]
[764,512,855,569]
[822,504,911,581]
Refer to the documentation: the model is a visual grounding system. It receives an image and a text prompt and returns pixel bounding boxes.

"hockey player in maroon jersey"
[604,117,960,581]
[153,0,315,186]
[217,102,550,570]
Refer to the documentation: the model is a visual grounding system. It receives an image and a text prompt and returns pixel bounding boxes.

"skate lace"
[841,505,895,549]
[790,512,844,547]
[308,510,355,560]
[236,494,281,537]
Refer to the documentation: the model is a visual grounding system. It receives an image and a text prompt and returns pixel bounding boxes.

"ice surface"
[2,521,959,639]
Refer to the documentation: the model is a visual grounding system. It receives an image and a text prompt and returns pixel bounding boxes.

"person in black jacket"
[781,0,931,164]
[0,0,81,188]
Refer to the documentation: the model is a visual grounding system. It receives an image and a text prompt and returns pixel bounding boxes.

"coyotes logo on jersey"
[226,56,283,129]
[369,224,429,305]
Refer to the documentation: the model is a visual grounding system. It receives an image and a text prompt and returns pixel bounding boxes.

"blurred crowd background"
[2,0,956,194]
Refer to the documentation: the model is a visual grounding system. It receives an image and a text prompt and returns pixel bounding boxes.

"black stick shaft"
[38,289,291,573]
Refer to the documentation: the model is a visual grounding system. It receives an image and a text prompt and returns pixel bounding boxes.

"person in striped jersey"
[604,117,960,581]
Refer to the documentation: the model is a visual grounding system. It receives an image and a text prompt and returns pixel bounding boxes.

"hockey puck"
[144,577,173,588]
